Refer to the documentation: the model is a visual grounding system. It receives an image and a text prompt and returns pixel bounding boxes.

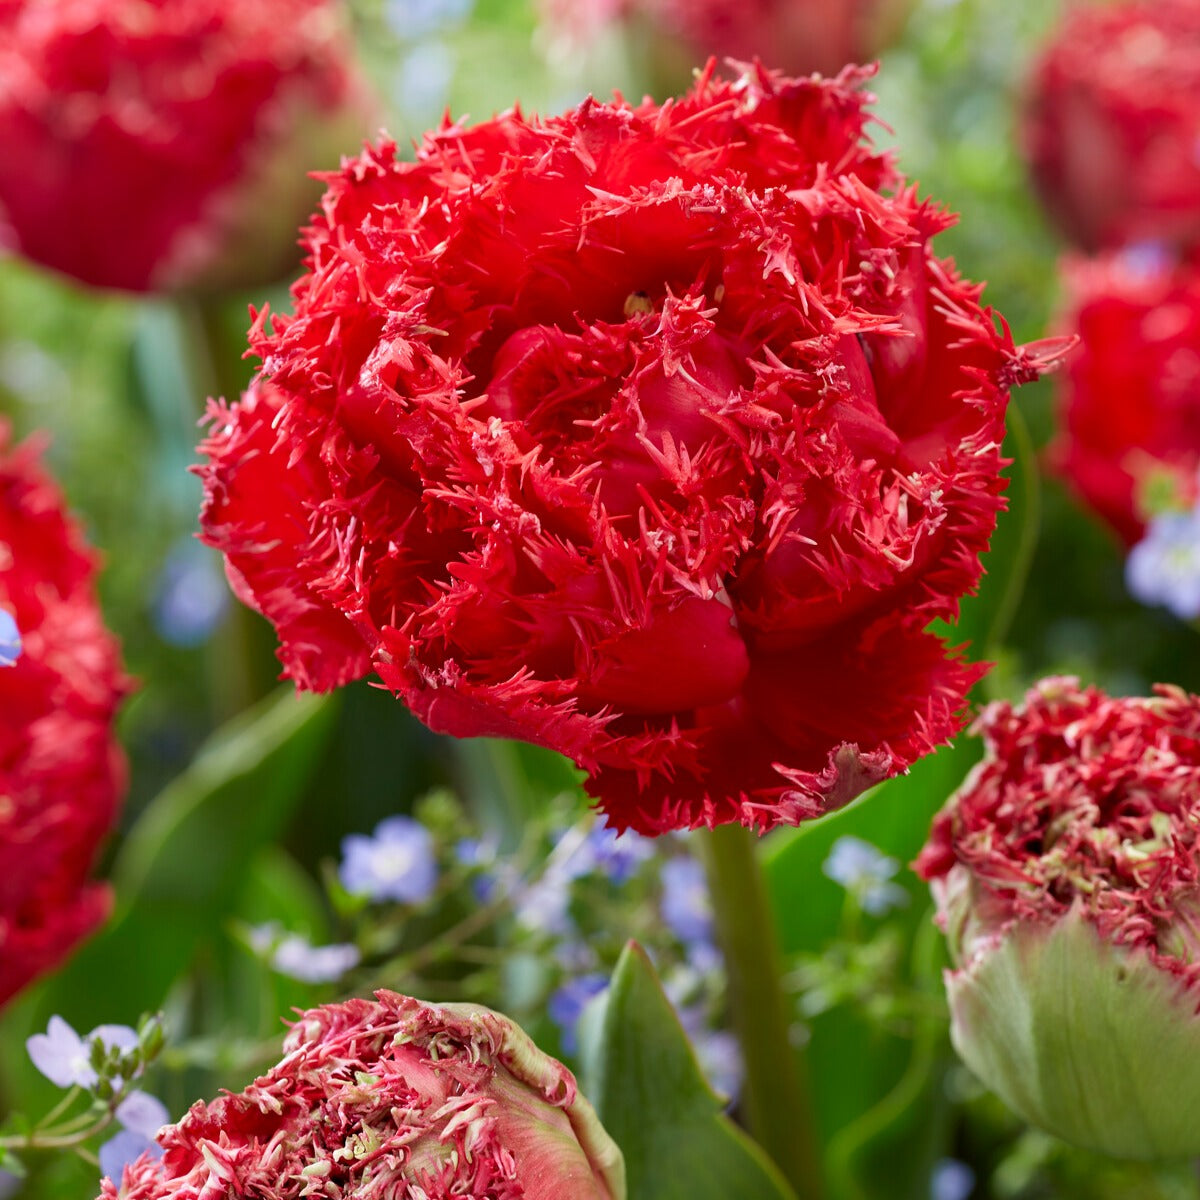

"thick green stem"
[700,824,824,1199]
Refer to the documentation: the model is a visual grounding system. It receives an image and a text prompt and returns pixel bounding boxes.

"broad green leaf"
[586,942,798,1200]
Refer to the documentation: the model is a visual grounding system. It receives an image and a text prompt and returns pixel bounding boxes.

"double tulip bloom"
[102,991,625,1199]
[0,428,128,1005]
[918,678,1200,1160]
[199,63,1034,835]
[0,0,371,293]
[1048,247,1200,544]
[1023,0,1200,254]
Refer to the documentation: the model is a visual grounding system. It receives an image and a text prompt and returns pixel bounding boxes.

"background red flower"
[540,0,916,81]
[199,64,1027,835]
[0,427,129,1006]
[1048,248,1200,544]
[1023,0,1200,253]
[0,0,372,293]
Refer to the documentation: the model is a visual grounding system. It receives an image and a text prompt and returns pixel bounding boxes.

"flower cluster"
[0,427,128,1006]
[1048,248,1200,546]
[26,1015,169,1183]
[1022,0,1200,253]
[199,63,1031,835]
[916,678,1200,1158]
[102,991,625,1199]
[0,0,371,293]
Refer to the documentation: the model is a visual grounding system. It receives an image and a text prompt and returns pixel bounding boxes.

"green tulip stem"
[700,823,824,1199]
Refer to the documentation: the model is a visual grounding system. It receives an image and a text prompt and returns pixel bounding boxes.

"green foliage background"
[1,1,1197,1198]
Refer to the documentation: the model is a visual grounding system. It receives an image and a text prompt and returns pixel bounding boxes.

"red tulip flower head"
[1023,0,1200,252]
[0,0,372,293]
[1048,246,1200,545]
[199,63,1036,836]
[0,427,128,1006]
[917,678,1200,1159]
[102,991,625,1199]
[541,0,915,83]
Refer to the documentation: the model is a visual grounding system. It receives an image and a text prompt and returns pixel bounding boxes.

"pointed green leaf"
[586,942,799,1200]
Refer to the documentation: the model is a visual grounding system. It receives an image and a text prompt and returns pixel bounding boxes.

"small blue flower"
[930,1158,975,1200]
[822,836,909,916]
[685,938,724,974]
[340,816,437,904]
[151,540,229,648]
[26,1017,137,1089]
[271,935,360,984]
[692,1027,744,1104]
[453,837,493,867]
[669,995,744,1103]
[394,42,455,116]
[98,1089,171,1182]
[1116,240,1174,281]
[661,857,713,946]
[514,871,574,936]
[99,1129,164,1184]
[548,974,609,1055]
[1127,507,1200,619]
[515,824,594,936]
[114,1090,170,1139]
[384,0,473,39]
[579,823,654,884]
[0,609,20,667]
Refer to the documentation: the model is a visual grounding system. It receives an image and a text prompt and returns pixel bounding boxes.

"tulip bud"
[917,677,1200,1160]
[100,990,626,1199]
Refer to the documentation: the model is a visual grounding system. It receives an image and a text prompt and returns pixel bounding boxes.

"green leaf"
[585,942,798,1200]
[41,687,338,1025]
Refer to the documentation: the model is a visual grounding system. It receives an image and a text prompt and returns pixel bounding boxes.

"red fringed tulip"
[1048,247,1200,545]
[0,0,372,294]
[916,678,1200,1160]
[0,427,128,1006]
[101,991,625,1199]
[1023,0,1200,253]
[541,0,915,82]
[198,63,1036,835]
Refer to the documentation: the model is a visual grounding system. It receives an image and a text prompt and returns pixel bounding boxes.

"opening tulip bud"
[917,677,1200,1160]
[99,991,626,1199]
